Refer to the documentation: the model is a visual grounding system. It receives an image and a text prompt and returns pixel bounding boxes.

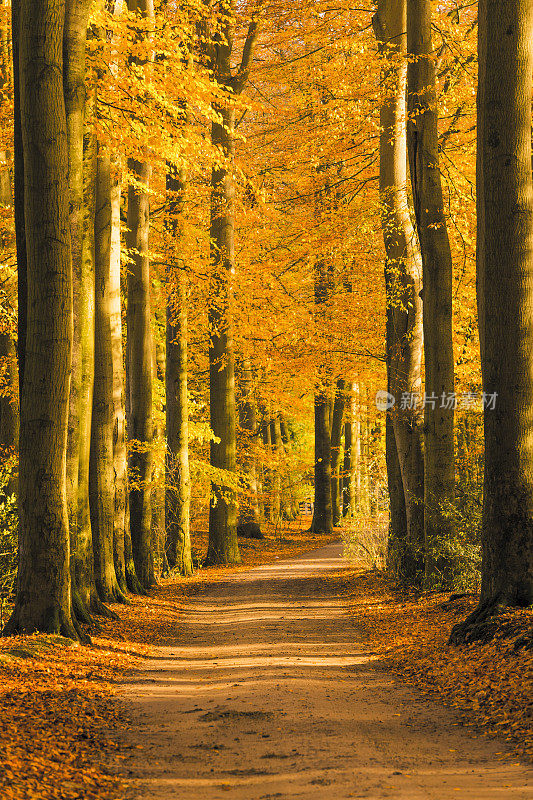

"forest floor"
[0,523,532,798]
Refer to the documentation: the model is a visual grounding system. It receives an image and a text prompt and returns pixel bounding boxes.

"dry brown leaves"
[0,519,339,798]
[346,570,533,762]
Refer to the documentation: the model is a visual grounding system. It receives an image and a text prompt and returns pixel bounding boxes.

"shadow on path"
[117,543,533,799]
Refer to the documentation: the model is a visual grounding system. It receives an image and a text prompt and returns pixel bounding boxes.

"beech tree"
[330,379,346,527]
[203,2,260,565]
[5,0,76,636]
[126,0,155,588]
[238,357,261,530]
[373,0,424,583]
[451,0,533,641]
[165,165,193,576]
[407,0,455,587]
[91,150,128,603]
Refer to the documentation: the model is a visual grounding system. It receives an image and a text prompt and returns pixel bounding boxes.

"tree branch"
[230,12,260,94]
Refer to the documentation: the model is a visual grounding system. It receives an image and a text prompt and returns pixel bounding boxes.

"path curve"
[120,542,533,799]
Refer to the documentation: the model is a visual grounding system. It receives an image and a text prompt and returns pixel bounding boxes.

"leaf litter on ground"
[0,518,338,799]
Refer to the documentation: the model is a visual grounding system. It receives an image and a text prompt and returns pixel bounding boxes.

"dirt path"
[119,543,533,799]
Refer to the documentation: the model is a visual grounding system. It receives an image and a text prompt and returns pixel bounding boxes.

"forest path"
[119,542,533,799]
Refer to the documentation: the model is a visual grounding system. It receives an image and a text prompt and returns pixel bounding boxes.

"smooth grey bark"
[126,0,155,589]
[12,0,26,396]
[451,0,533,643]
[90,151,128,604]
[407,0,455,587]
[0,8,18,460]
[279,415,296,520]
[108,164,130,594]
[270,415,282,525]
[330,379,346,527]
[374,0,425,584]
[238,357,261,527]
[0,125,18,457]
[202,4,259,565]
[342,384,359,518]
[5,0,76,637]
[0,333,18,455]
[126,159,154,588]
[165,166,192,576]
[311,249,334,534]
[63,0,98,623]
[311,390,333,534]
[261,414,273,524]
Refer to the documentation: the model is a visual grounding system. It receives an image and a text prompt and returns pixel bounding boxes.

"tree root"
[72,588,93,626]
[90,595,120,621]
[447,599,527,646]
[2,602,79,641]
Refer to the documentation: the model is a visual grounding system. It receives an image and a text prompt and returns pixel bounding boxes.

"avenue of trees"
[0,0,531,640]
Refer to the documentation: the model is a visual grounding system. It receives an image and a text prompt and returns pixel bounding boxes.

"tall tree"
[270,414,282,524]
[126,0,155,588]
[374,0,424,583]
[451,0,533,641]
[203,3,260,565]
[330,378,346,527]
[11,0,26,397]
[311,250,334,535]
[90,150,128,603]
[0,1,18,460]
[5,0,76,637]
[63,0,103,622]
[342,383,359,518]
[165,165,193,576]
[407,0,455,587]
[311,388,333,534]
[237,357,261,530]
[109,166,141,594]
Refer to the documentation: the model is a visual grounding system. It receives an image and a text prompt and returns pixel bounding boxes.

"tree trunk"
[125,0,154,589]
[5,0,76,637]
[126,160,154,588]
[0,157,18,460]
[0,13,18,461]
[279,415,296,520]
[386,413,409,575]
[63,0,97,622]
[12,0,26,397]
[311,390,333,534]
[330,379,346,527]
[374,0,425,585]
[467,0,533,615]
[238,357,261,527]
[74,125,101,618]
[0,333,18,455]
[261,414,273,523]
[360,392,372,516]
[165,166,192,576]
[205,105,240,566]
[107,164,130,593]
[342,384,358,518]
[202,2,259,564]
[90,151,127,603]
[270,415,282,525]
[407,0,455,587]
